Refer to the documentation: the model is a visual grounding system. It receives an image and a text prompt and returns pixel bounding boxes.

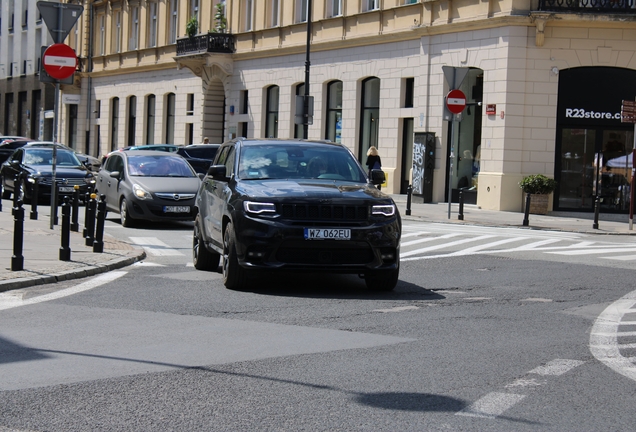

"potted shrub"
[186,15,198,38]
[519,174,557,215]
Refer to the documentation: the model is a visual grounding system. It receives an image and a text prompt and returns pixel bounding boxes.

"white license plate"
[164,206,190,213]
[304,228,351,240]
[59,187,75,193]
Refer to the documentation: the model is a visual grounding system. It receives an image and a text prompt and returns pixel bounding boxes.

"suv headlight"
[244,201,276,215]
[371,204,396,217]
[133,183,152,200]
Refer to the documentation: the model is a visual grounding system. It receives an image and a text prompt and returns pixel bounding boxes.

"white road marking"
[128,237,184,256]
[400,233,460,247]
[549,247,636,256]
[528,359,585,376]
[400,231,431,239]
[401,235,495,258]
[0,272,127,311]
[372,306,419,313]
[493,238,562,252]
[600,255,636,261]
[443,237,527,256]
[132,261,165,267]
[456,392,526,419]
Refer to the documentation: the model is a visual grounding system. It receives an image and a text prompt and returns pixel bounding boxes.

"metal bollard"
[593,195,600,229]
[11,197,25,271]
[13,172,22,208]
[52,185,59,226]
[93,194,107,253]
[85,193,97,246]
[522,192,531,227]
[82,190,91,237]
[59,196,71,261]
[405,184,412,216]
[71,185,80,232]
[30,177,39,220]
[458,190,465,220]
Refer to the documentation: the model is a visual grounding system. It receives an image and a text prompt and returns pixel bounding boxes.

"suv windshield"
[238,144,366,182]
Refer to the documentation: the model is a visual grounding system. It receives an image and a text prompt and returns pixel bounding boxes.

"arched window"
[359,77,380,156]
[325,80,342,143]
[110,97,119,151]
[165,93,175,144]
[127,96,137,147]
[146,95,155,144]
[266,85,279,138]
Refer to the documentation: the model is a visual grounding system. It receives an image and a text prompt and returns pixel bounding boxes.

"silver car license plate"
[304,228,351,240]
[163,206,190,213]
[58,187,75,193]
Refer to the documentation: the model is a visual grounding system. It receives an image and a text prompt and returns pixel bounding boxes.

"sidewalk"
[1,195,634,292]
[0,198,146,292]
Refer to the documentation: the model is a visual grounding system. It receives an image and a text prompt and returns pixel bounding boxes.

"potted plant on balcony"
[186,15,198,38]
[519,174,557,215]
[212,3,227,33]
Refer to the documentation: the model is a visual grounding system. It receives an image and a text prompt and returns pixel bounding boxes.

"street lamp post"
[303,0,312,139]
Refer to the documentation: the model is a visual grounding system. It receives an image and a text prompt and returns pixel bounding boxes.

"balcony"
[538,0,636,13]
[176,33,235,56]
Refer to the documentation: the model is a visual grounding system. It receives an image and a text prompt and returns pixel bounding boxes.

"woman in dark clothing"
[366,146,382,190]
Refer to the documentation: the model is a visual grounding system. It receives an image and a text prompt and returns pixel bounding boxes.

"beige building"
[44,0,636,213]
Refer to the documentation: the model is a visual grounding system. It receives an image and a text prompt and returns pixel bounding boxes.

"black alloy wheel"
[222,222,248,290]
[193,215,220,271]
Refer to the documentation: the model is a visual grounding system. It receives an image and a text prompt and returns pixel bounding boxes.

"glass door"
[558,128,596,210]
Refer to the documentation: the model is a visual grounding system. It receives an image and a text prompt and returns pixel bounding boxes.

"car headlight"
[133,183,152,200]
[85,176,96,185]
[244,201,276,215]
[371,204,396,217]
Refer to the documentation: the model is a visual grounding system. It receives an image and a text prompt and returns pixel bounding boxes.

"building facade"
[5,0,636,213]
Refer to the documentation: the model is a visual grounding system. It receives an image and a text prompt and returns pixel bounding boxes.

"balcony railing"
[538,0,636,13]
[176,33,235,56]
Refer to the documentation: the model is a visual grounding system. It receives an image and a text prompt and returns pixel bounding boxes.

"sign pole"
[50,82,60,230]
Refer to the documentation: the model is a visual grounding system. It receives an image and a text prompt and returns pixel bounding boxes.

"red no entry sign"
[446,89,467,114]
[42,43,77,80]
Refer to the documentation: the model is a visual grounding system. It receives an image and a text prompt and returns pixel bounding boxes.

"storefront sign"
[62,94,81,105]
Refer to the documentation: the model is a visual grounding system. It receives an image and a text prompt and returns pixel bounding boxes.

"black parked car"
[0,143,96,203]
[0,138,34,165]
[192,138,401,291]
[177,144,220,174]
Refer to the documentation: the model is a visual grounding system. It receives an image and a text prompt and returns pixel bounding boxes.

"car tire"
[193,215,220,271]
[222,222,248,290]
[0,177,10,199]
[365,265,399,292]
[120,198,135,228]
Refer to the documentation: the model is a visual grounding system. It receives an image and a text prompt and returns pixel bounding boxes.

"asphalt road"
[1,218,636,431]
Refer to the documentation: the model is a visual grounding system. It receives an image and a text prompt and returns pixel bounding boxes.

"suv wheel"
[193,215,220,271]
[365,266,399,292]
[120,198,135,227]
[222,222,248,290]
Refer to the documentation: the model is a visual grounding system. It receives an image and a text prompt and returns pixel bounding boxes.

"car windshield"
[127,155,196,177]
[24,149,81,166]
[238,144,366,182]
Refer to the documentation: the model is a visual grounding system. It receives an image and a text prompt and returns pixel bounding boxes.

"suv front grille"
[281,204,368,221]
[276,246,374,265]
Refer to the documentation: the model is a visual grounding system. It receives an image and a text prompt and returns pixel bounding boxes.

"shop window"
[325,80,342,143]
[146,94,155,144]
[127,96,137,147]
[68,104,78,149]
[265,85,279,138]
[186,123,194,144]
[359,77,380,157]
[111,97,119,151]
[165,93,175,144]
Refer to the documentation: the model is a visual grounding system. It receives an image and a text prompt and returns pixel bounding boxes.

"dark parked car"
[95,150,200,227]
[0,143,96,203]
[177,144,220,174]
[100,144,182,166]
[192,138,401,291]
[0,138,35,165]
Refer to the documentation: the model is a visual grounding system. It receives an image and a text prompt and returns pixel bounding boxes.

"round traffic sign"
[446,89,467,114]
[42,43,78,80]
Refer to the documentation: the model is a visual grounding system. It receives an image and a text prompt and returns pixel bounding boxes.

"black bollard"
[13,172,22,208]
[30,177,39,220]
[93,194,107,253]
[71,185,80,232]
[406,184,412,216]
[522,192,531,227]
[11,198,25,271]
[82,190,91,237]
[593,195,600,229]
[458,190,465,221]
[52,185,59,226]
[59,196,71,261]
[85,193,97,246]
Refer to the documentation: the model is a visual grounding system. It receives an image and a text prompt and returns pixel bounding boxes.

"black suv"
[192,138,401,291]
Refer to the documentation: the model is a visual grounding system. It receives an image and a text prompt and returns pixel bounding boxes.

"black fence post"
[82,190,91,237]
[59,196,71,261]
[93,194,106,253]
[11,197,25,271]
[522,193,531,227]
[30,178,39,220]
[85,193,97,247]
[593,195,600,229]
[458,189,465,221]
[71,185,80,232]
[406,184,412,216]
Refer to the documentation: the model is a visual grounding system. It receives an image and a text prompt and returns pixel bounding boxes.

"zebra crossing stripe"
[444,237,528,256]
[549,247,636,256]
[401,235,495,258]
[600,255,636,261]
[401,233,461,247]
[128,237,184,256]
[456,392,526,419]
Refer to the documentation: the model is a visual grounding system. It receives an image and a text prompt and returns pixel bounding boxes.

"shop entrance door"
[556,127,634,212]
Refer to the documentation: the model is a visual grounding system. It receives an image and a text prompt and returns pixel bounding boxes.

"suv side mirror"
[207,165,227,180]
[370,169,385,186]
